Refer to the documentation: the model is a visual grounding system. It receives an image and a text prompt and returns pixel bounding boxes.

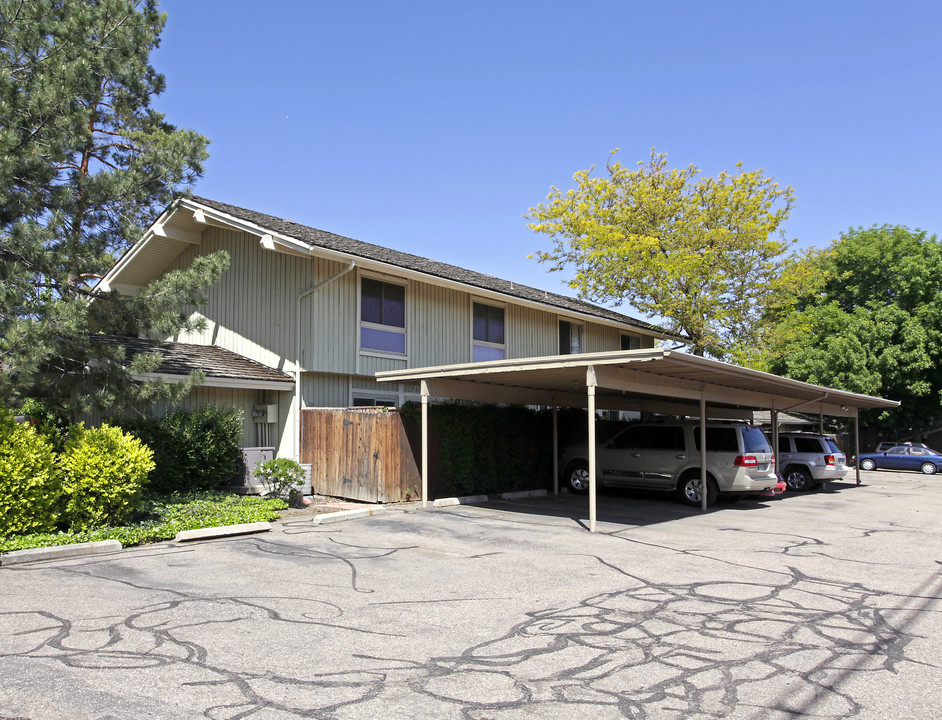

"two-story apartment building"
[97,196,671,461]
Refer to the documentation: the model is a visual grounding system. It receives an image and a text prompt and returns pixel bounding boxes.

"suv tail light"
[734,455,758,467]
[824,454,835,466]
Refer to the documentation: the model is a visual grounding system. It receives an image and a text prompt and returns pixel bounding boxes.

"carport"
[376,348,899,531]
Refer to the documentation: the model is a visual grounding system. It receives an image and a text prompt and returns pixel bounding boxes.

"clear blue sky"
[152,0,942,319]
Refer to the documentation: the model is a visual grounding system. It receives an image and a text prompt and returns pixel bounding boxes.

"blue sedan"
[858,445,942,474]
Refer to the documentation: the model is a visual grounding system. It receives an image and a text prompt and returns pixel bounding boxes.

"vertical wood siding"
[588,323,620,353]
[168,227,302,367]
[506,304,557,358]
[166,226,651,376]
[301,372,350,407]
[410,283,468,366]
[303,258,358,375]
[169,229,363,376]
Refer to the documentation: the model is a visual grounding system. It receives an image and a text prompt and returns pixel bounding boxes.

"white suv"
[560,421,778,507]
[775,432,849,491]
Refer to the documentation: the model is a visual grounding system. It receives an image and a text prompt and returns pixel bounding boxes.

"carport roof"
[376,348,899,418]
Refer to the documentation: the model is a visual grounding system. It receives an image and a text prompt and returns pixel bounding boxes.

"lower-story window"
[352,396,397,408]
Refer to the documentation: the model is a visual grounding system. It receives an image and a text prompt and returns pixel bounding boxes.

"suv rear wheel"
[784,467,813,492]
[564,461,591,494]
[678,472,719,507]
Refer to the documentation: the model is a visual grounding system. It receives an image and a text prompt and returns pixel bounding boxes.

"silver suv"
[560,421,777,507]
[775,432,849,491]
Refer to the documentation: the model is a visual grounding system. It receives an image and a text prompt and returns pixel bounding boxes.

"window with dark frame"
[472,302,505,361]
[621,333,641,351]
[360,277,406,354]
[352,397,397,408]
[559,320,584,355]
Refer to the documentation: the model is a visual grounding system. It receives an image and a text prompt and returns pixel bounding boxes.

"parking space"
[1,470,940,719]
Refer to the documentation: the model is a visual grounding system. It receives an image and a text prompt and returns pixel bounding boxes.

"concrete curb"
[312,506,386,525]
[175,522,272,542]
[501,489,548,501]
[0,540,122,566]
[433,495,489,508]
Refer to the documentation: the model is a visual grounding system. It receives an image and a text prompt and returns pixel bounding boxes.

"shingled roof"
[94,336,293,386]
[189,196,666,335]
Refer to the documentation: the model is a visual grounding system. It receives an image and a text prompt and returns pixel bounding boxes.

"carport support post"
[700,393,708,512]
[421,380,429,507]
[854,409,861,486]
[552,405,559,495]
[587,366,597,533]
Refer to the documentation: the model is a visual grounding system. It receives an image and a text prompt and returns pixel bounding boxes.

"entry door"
[642,426,688,489]
[598,426,647,487]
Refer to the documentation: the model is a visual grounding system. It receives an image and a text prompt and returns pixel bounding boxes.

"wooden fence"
[300,408,422,503]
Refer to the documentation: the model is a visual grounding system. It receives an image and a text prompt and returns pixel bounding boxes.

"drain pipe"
[780,392,830,413]
[294,260,356,461]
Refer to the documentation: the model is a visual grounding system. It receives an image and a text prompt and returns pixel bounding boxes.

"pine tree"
[0,0,227,417]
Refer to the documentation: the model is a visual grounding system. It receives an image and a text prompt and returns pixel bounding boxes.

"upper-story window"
[621,333,641,350]
[559,319,584,355]
[472,302,505,361]
[360,277,406,354]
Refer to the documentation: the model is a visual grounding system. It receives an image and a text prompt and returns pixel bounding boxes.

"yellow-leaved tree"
[527,149,795,358]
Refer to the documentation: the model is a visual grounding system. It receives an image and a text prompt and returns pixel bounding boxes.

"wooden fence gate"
[300,408,422,503]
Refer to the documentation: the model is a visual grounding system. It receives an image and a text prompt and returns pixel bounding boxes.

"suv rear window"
[741,427,772,453]
[825,438,843,454]
[793,436,823,453]
[694,427,739,453]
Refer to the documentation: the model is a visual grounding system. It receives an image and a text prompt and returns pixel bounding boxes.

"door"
[778,435,796,467]
[641,425,688,489]
[598,425,647,487]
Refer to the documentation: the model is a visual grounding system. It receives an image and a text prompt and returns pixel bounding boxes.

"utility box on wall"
[229,446,275,493]
[253,404,278,424]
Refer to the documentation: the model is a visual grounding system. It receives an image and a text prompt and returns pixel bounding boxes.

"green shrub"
[0,408,61,536]
[255,457,305,500]
[61,423,155,530]
[116,406,243,493]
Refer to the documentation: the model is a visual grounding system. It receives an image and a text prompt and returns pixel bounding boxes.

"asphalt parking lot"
[2,470,941,720]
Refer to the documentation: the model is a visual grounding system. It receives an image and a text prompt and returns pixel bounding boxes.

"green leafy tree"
[0,0,227,418]
[756,225,942,434]
[527,149,795,357]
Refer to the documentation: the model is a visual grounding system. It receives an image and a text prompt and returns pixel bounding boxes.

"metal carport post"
[421,380,429,508]
[587,366,598,532]
[700,393,708,512]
